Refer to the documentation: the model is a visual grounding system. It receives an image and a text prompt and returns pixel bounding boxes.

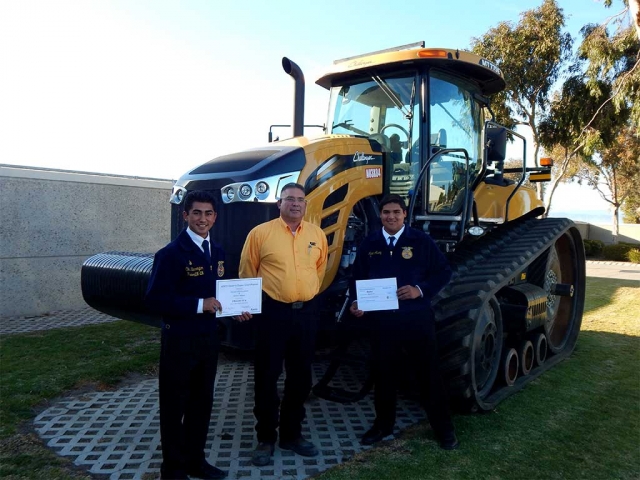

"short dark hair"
[280,182,305,196]
[184,190,217,213]
[379,194,407,212]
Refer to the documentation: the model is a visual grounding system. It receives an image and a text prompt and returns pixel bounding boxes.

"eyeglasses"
[281,196,307,204]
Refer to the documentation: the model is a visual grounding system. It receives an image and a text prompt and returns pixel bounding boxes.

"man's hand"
[349,301,364,318]
[233,312,253,322]
[397,285,421,301]
[203,297,222,314]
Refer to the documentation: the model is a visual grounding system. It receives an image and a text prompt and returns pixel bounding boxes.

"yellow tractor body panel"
[474,181,544,222]
[294,136,384,291]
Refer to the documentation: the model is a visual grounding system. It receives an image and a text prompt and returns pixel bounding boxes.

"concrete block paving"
[34,356,426,480]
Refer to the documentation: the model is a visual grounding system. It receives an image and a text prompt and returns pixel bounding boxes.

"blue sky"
[0,0,626,218]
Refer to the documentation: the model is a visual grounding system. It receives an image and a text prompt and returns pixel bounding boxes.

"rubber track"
[432,216,577,412]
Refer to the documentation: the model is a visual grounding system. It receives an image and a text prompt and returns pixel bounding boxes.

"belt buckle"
[291,301,304,310]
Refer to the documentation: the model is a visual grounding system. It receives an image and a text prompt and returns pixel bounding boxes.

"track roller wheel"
[532,333,547,367]
[543,230,585,355]
[501,348,519,386]
[471,296,504,399]
[518,340,534,376]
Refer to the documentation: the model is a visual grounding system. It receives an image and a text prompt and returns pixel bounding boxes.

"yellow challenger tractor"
[82,42,585,412]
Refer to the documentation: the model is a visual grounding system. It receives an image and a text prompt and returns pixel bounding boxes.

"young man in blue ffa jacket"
[349,194,459,450]
[145,190,228,480]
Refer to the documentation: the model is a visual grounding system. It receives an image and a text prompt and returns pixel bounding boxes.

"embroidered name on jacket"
[185,266,205,277]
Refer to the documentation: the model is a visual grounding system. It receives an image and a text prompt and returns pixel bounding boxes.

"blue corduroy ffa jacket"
[145,229,226,335]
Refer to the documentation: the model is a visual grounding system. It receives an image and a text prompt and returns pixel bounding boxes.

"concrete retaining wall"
[0,165,173,317]
[574,221,640,245]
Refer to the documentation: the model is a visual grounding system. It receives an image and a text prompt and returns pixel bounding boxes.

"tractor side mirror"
[485,126,507,163]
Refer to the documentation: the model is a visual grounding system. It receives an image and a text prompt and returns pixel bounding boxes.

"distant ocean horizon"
[548,210,621,225]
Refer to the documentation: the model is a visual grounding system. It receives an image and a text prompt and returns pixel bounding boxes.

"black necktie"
[202,239,211,264]
[389,236,396,248]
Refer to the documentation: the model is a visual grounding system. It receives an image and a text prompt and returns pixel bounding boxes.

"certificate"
[355,277,399,312]
[215,278,262,317]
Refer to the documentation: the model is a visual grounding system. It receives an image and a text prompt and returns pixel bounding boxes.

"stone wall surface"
[0,165,173,317]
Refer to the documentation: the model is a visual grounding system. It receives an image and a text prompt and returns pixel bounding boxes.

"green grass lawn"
[1,277,638,479]
[0,322,160,479]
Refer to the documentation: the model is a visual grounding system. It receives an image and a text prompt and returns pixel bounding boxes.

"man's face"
[183,201,217,238]
[380,202,407,235]
[278,187,307,224]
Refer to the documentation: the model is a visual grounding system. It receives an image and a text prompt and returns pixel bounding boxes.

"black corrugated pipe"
[282,57,305,138]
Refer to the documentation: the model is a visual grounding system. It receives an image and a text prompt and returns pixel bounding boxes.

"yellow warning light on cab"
[540,157,554,167]
[418,49,449,58]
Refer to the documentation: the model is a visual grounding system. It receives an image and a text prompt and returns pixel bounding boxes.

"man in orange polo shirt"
[239,182,328,467]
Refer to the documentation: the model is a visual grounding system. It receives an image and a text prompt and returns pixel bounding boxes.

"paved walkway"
[0,307,119,336]
[33,357,425,480]
[585,259,640,282]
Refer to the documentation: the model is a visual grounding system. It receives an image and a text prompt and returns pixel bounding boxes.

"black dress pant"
[253,296,318,444]
[159,330,219,474]
[370,311,454,438]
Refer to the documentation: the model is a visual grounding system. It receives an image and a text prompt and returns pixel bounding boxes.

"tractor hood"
[172,145,306,203]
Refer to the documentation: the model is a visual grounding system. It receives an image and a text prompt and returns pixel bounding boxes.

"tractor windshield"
[327,71,484,208]
[328,73,419,166]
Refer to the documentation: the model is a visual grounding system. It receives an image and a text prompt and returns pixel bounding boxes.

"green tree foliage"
[539,76,623,214]
[622,189,640,223]
[576,126,640,240]
[579,0,640,127]
[471,0,572,202]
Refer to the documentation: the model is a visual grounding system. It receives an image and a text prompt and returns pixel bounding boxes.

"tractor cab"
[321,44,502,249]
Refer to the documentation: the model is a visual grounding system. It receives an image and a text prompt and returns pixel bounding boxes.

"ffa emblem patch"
[217,261,225,277]
[401,247,413,259]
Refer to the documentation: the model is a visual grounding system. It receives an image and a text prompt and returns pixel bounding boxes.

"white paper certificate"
[215,278,262,317]
[355,277,399,312]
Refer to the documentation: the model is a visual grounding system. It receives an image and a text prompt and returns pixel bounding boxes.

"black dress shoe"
[439,432,460,450]
[160,467,188,480]
[361,426,393,446]
[251,442,275,466]
[186,460,227,479]
[279,437,319,457]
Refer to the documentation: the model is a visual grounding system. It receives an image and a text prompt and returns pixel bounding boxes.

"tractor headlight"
[170,186,187,205]
[256,181,269,195]
[239,184,252,199]
[220,171,299,204]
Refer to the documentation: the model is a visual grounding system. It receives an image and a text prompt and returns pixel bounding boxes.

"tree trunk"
[631,0,640,41]
[613,204,620,244]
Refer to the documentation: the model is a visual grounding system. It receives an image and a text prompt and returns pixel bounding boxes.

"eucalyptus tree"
[538,77,622,215]
[579,0,640,128]
[470,0,572,200]
[576,126,640,240]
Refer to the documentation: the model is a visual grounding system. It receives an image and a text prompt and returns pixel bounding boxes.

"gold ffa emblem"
[401,247,413,259]
[217,261,225,277]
